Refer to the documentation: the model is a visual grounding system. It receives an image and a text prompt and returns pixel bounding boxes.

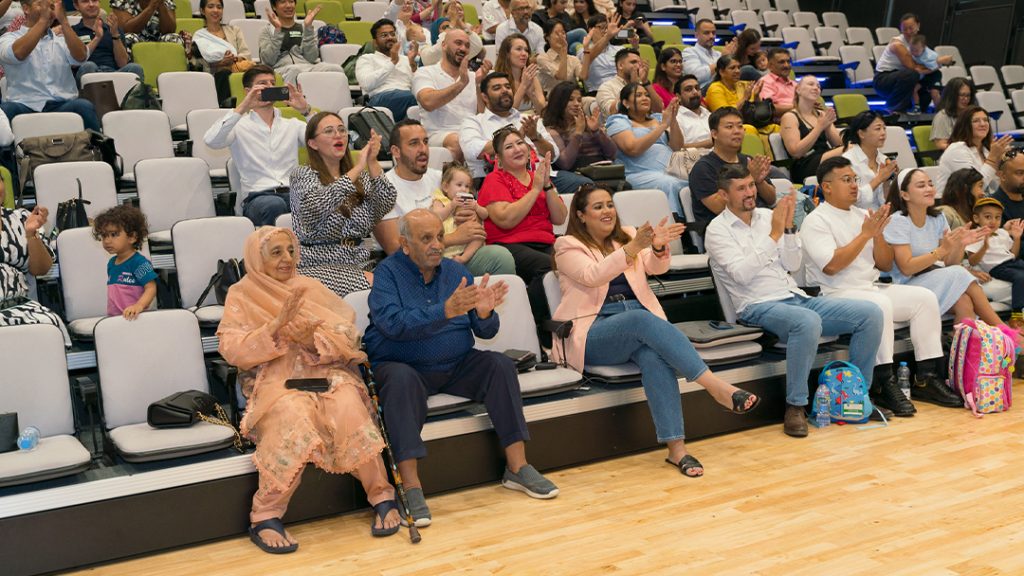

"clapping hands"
[444,275,508,319]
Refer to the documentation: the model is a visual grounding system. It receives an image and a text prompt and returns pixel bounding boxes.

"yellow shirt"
[705,80,750,112]
[432,189,465,258]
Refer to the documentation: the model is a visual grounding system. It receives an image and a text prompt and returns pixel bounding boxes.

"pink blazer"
[550,226,671,371]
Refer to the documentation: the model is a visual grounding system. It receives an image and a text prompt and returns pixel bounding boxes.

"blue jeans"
[76,61,146,85]
[739,295,884,406]
[551,169,593,195]
[0,99,100,132]
[368,90,418,122]
[242,191,290,226]
[584,300,709,442]
[990,259,1024,310]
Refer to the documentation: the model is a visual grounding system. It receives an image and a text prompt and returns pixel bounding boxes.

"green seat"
[176,17,206,35]
[132,42,188,88]
[173,0,193,17]
[280,107,310,165]
[339,0,358,20]
[229,71,285,107]
[741,133,766,157]
[338,21,373,45]
[306,0,346,24]
[650,25,681,46]
[638,44,656,82]
[832,93,869,123]
[1,167,13,209]
[462,3,479,25]
[913,125,940,166]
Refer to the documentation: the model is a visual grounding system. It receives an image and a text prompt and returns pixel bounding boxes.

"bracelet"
[111,36,122,40]
[652,245,666,254]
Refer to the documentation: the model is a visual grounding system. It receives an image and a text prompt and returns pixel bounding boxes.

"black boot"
[870,364,916,416]
[911,358,963,408]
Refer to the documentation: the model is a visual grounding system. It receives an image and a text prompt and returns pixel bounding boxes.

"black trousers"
[496,242,553,340]
[375,349,530,462]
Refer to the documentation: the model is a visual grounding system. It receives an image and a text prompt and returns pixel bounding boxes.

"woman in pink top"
[551,184,760,477]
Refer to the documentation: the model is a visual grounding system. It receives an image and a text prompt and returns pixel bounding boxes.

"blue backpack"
[812,361,874,424]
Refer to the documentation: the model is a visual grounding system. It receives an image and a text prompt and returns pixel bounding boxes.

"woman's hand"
[24,206,48,235]
[270,287,306,337]
[573,107,586,135]
[533,152,552,192]
[652,216,685,250]
[585,102,601,132]
[624,222,654,258]
[217,51,237,68]
[988,134,1015,164]
[281,317,324,348]
[970,269,992,283]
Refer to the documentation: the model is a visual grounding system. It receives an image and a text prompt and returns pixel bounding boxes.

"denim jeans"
[739,295,884,406]
[76,61,145,84]
[551,169,593,196]
[990,259,1024,310]
[584,300,709,442]
[0,99,100,132]
[367,89,419,122]
[242,191,290,226]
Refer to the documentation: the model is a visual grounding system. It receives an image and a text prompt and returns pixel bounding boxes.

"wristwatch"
[543,182,555,192]
[784,227,796,235]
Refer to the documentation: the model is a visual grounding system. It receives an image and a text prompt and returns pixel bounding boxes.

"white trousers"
[827,284,944,364]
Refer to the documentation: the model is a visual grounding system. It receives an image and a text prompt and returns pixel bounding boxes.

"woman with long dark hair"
[939,167,985,230]
[935,105,1014,195]
[930,77,976,150]
[289,112,397,296]
[569,0,596,31]
[733,28,763,81]
[536,20,585,92]
[651,47,683,107]
[495,33,546,112]
[542,81,617,170]
[840,110,898,209]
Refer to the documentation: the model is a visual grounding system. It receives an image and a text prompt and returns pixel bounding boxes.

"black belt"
[604,293,635,303]
[300,238,361,248]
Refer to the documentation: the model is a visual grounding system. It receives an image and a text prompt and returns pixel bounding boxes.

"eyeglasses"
[492,124,517,139]
[826,175,861,185]
[1000,147,1022,168]
[318,126,348,137]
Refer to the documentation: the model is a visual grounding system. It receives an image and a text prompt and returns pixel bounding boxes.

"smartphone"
[467,56,483,72]
[883,152,899,162]
[284,378,330,393]
[457,192,475,203]
[585,100,599,116]
[616,29,630,39]
[260,86,290,102]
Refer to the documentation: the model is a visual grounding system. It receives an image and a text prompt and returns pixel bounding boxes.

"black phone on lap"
[285,378,330,393]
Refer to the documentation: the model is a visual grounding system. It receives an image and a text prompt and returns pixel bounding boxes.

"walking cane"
[360,362,422,544]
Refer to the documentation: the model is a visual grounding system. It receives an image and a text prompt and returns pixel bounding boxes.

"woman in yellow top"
[705,54,778,139]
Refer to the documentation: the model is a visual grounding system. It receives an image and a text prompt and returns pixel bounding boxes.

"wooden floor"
[71,390,1024,576]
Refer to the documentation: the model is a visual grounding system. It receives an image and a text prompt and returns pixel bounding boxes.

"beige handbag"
[666,148,711,180]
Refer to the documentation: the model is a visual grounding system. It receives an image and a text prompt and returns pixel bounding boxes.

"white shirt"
[682,44,717,88]
[382,168,443,220]
[0,28,85,111]
[203,109,307,194]
[842,144,888,210]
[800,201,880,293]
[494,20,545,54]
[458,107,560,178]
[481,0,510,41]
[0,108,12,147]
[584,42,619,92]
[676,105,712,146]
[412,63,479,136]
[936,141,998,196]
[966,228,1016,272]
[706,207,805,315]
[355,50,415,96]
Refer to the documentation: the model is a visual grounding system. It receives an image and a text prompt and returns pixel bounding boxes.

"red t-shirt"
[477,168,556,245]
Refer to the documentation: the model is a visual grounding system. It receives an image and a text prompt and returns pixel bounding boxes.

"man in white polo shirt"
[356,18,418,122]
[800,156,960,410]
[412,28,490,162]
[374,119,515,276]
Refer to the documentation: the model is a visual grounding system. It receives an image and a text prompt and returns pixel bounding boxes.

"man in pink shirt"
[759,48,796,121]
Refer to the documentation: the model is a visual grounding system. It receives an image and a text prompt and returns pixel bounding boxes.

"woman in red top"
[478,126,568,325]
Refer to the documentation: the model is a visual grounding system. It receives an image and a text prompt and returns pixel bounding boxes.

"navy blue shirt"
[72,21,117,70]
[364,251,500,373]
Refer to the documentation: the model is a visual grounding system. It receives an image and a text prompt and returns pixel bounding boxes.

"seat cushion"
[68,316,104,339]
[584,362,642,383]
[0,435,91,488]
[426,393,475,416]
[518,366,583,398]
[982,278,1011,304]
[108,421,236,462]
[149,229,172,243]
[191,305,224,324]
[669,254,710,271]
[697,340,763,366]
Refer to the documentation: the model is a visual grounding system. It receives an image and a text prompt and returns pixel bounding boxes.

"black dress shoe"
[870,405,894,421]
[911,373,963,408]
[872,375,916,417]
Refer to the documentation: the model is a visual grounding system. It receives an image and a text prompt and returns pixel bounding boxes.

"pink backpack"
[947,319,1017,417]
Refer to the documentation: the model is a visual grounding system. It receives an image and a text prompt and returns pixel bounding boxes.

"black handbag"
[504,348,538,373]
[0,412,18,454]
[147,390,219,428]
[742,98,776,129]
[575,162,625,181]
[51,178,90,241]
[194,258,246,308]
[347,106,395,161]
[89,129,123,181]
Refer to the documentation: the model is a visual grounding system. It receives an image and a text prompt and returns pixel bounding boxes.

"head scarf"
[430,17,450,44]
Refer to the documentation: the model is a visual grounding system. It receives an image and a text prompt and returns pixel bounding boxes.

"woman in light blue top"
[883,168,1002,325]
[606,82,686,214]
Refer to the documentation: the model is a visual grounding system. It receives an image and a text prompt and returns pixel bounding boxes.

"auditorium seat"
[102,110,175,183]
[171,216,254,324]
[613,188,710,271]
[80,71,140,103]
[11,112,82,145]
[229,19,271,63]
[158,72,220,133]
[136,157,217,242]
[297,71,354,113]
[34,161,118,232]
[844,27,875,50]
[186,109,232,180]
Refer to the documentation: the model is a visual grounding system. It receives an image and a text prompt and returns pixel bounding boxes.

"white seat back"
[275,213,293,229]
[1001,65,1024,90]
[730,10,763,36]
[941,65,968,86]
[684,0,715,22]
[158,72,220,130]
[171,216,254,308]
[11,112,83,145]
[229,19,271,62]
[839,45,873,85]
[782,27,829,62]
[874,26,899,44]
[427,146,453,170]
[80,71,140,102]
[791,11,818,29]
[474,274,540,356]
[977,90,1019,134]
[221,0,245,22]
[614,189,683,255]
[1012,89,1024,115]
[320,43,363,66]
[935,45,965,67]
[57,227,152,322]
[344,289,372,334]
[881,126,917,169]
[677,187,704,252]
[767,132,789,160]
[297,71,353,113]
[254,0,270,17]
[775,0,800,12]
[844,26,874,50]
[136,157,217,234]
[187,109,232,177]
[746,0,771,14]
[761,11,790,35]
[715,0,744,17]
[34,161,118,231]
[552,192,574,236]
[813,26,842,58]
[872,44,886,63]
[353,1,387,21]
[95,310,209,428]
[102,110,175,177]
[970,65,1004,94]
[710,268,740,323]
[227,157,243,214]
[821,11,848,35]
[0,324,75,436]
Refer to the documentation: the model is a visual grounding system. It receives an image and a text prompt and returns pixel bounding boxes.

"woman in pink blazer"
[551,185,760,477]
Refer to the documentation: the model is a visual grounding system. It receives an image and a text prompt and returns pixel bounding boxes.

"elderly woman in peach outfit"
[551,185,760,478]
[218,226,399,554]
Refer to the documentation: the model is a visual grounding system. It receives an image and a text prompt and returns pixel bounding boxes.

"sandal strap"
[372,499,399,520]
[251,517,287,536]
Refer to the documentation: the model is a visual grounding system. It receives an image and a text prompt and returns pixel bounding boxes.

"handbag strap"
[196,403,244,452]
[194,267,224,309]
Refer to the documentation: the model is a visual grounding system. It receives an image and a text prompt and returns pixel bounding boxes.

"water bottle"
[17,426,40,451]
[814,384,831,428]
[897,362,912,401]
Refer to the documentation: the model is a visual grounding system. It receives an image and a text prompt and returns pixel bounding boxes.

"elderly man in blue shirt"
[0,0,100,132]
[365,209,559,528]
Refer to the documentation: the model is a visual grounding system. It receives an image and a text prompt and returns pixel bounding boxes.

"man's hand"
[721,37,737,55]
[286,82,309,113]
[236,83,265,114]
[1010,219,1024,240]
[265,7,283,30]
[474,274,508,318]
[521,114,541,140]
[770,194,795,239]
[91,17,105,40]
[449,220,487,244]
[475,57,493,83]
[860,203,891,238]
[748,155,771,183]
[407,41,419,68]
[444,277,479,318]
[107,11,120,32]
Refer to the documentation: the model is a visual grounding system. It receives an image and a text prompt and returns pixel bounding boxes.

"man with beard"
[494,0,544,53]
[595,47,660,118]
[459,72,592,194]
[356,19,419,122]
[991,151,1024,224]
[365,209,559,528]
[413,28,491,162]
[759,48,797,121]
[705,163,886,437]
[688,107,776,226]
[375,119,516,275]
[674,74,713,149]
[682,18,736,90]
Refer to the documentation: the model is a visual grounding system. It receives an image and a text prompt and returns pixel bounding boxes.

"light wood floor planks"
[70,388,1024,576]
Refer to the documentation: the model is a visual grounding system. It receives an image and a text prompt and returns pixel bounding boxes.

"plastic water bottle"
[897,362,912,401]
[17,426,39,451]
[814,385,831,428]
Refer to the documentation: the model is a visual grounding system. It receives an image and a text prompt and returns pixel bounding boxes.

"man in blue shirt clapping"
[365,209,559,528]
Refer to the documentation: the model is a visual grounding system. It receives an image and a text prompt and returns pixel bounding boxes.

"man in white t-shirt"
[800,156,960,410]
[374,119,515,276]
[493,0,544,53]
[481,0,511,42]
[674,74,713,149]
[355,19,419,122]
[412,28,490,162]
